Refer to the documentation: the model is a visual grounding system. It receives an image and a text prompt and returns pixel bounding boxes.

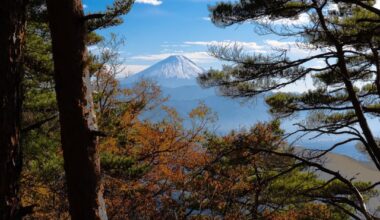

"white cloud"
[116,64,149,78]
[264,40,321,56]
[265,40,300,49]
[375,0,380,9]
[131,51,216,63]
[161,44,190,48]
[131,54,168,61]
[182,52,217,63]
[258,13,310,26]
[136,0,163,6]
[202,17,211,21]
[276,75,315,93]
[185,39,323,61]
[184,40,265,53]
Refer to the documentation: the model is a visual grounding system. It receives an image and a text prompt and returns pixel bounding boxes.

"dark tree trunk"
[0,1,27,219]
[46,0,107,219]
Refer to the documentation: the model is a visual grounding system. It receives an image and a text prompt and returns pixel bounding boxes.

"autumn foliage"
[19,76,371,219]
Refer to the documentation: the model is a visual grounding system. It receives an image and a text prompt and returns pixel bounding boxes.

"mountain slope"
[321,152,380,212]
[123,55,204,88]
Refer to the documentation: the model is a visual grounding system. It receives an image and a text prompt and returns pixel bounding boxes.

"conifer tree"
[200,0,380,170]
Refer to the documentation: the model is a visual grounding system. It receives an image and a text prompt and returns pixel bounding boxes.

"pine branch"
[82,13,106,21]
[22,114,58,133]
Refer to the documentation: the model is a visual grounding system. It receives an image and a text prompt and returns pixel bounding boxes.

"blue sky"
[84,1,296,67]
[83,0,321,91]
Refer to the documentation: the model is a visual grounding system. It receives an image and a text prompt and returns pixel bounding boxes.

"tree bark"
[0,0,27,219]
[46,0,107,219]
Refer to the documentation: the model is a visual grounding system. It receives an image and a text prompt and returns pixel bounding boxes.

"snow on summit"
[136,55,204,79]
[123,55,205,88]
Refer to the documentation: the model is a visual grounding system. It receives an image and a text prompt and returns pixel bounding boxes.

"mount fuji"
[124,55,204,88]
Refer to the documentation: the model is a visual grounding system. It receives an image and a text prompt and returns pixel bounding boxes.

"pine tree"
[200,0,380,171]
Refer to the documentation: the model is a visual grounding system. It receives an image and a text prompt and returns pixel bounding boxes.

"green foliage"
[210,0,310,27]
[86,0,135,32]
[100,152,150,179]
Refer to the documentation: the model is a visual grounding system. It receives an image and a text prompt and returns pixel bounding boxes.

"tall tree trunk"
[46,0,107,219]
[315,6,380,170]
[0,1,27,219]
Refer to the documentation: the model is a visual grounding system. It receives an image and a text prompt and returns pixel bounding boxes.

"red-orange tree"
[97,80,213,219]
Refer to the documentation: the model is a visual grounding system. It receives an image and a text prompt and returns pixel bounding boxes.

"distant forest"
[1,0,380,219]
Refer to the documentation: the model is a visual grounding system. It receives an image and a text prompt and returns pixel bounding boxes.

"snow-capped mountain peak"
[137,55,204,79]
[122,55,205,88]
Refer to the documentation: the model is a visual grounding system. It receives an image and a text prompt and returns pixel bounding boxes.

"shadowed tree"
[0,0,28,219]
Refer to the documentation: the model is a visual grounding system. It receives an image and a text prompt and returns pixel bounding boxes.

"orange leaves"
[189,102,214,120]
[97,80,213,219]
